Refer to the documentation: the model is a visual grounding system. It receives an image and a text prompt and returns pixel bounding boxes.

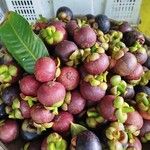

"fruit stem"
[122,106,134,113]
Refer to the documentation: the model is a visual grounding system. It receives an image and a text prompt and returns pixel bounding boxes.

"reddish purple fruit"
[125,111,143,130]
[140,120,150,138]
[125,63,144,80]
[98,95,116,121]
[53,26,67,43]
[55,40,78,62]
[19,75,40,96]
[35,57,56,82]
[118,22,133,33]
[30,104,54,124]
[66,20,78,36]
[78,66,88,79]
[80,80,106,101]
[1,85,19,106]
[134,50,148,65]
[84,53,109,75]
[87,100,98,108]
[127,137,142,150]
[57,66,80,90]
[138,110,150,120]
[20,100,31,119]
[74,26,96,48]
[41,138,47,150]
[37,81,66,106]
[123,85,135,99]
[114,52,137,76]
[52,111,73,133]
[49,20,66,29]
[41,25,67,45]
[68,90,86,115]
[73,130,102,150]
[56,6,73,22]
[41,132,67,150]
[108,58,117,70]
[33,22,48,34]
[0,120,18,143]
[123,31,145,47]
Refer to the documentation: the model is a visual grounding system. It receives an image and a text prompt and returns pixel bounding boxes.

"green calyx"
[0,83,10,95]
[108,30,123,44]
[110,75,121,86]
[106,31,126,60]
[12,98,20,109]
[71,123,87,137]
[84,42,108,63]
[108,140,124,150]
[113,96,124,108]
[5,98,23,119]
[55,68,61,79]
[66,49,83,66]
[61,91,71,111]
[0,64,17,83]
[23,143,30,150]
[37,15,48,23]
[54,57,61,79]
[33,122,53,133]
[136,92,150,113]
[46,132,67,150]
[86,42,108,63]
[0,120,5,126]
[112,49,124,60]
[91,42,105,53]
[96,30,104,36]
[86,107,104,128]
[84,72,108,90]
[110,122,125,130]
[66,42,107,66]
[86,52,100,62]
[125,125,140,142]
[101,42,109,51]
[141,132,150,143]
[129,78,141,86]
[110,75,127,96]
[106,126,121,140]
[96,29,110,43]
[113,96,134,123]
[6,107,23,119]
[22,120,37,133]
[106,122,128,144]
[137,46,147,54]
[77,18,89,28]
[129,41,142,53]
[106,122,129,150]
[20,93,37,107]
[140,70,150,86]
[115,109,127,124]
[44,100,64,115]
[110,42,127,60]
[41,26,63,45]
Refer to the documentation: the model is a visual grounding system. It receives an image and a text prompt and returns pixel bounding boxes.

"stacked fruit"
[0,6,150,150]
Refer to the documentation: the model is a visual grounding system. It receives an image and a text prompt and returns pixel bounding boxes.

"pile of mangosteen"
[1,6,150,150]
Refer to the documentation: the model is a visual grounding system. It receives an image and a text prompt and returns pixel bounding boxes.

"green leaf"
[0,12,49,74]
[71,123,88,137]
